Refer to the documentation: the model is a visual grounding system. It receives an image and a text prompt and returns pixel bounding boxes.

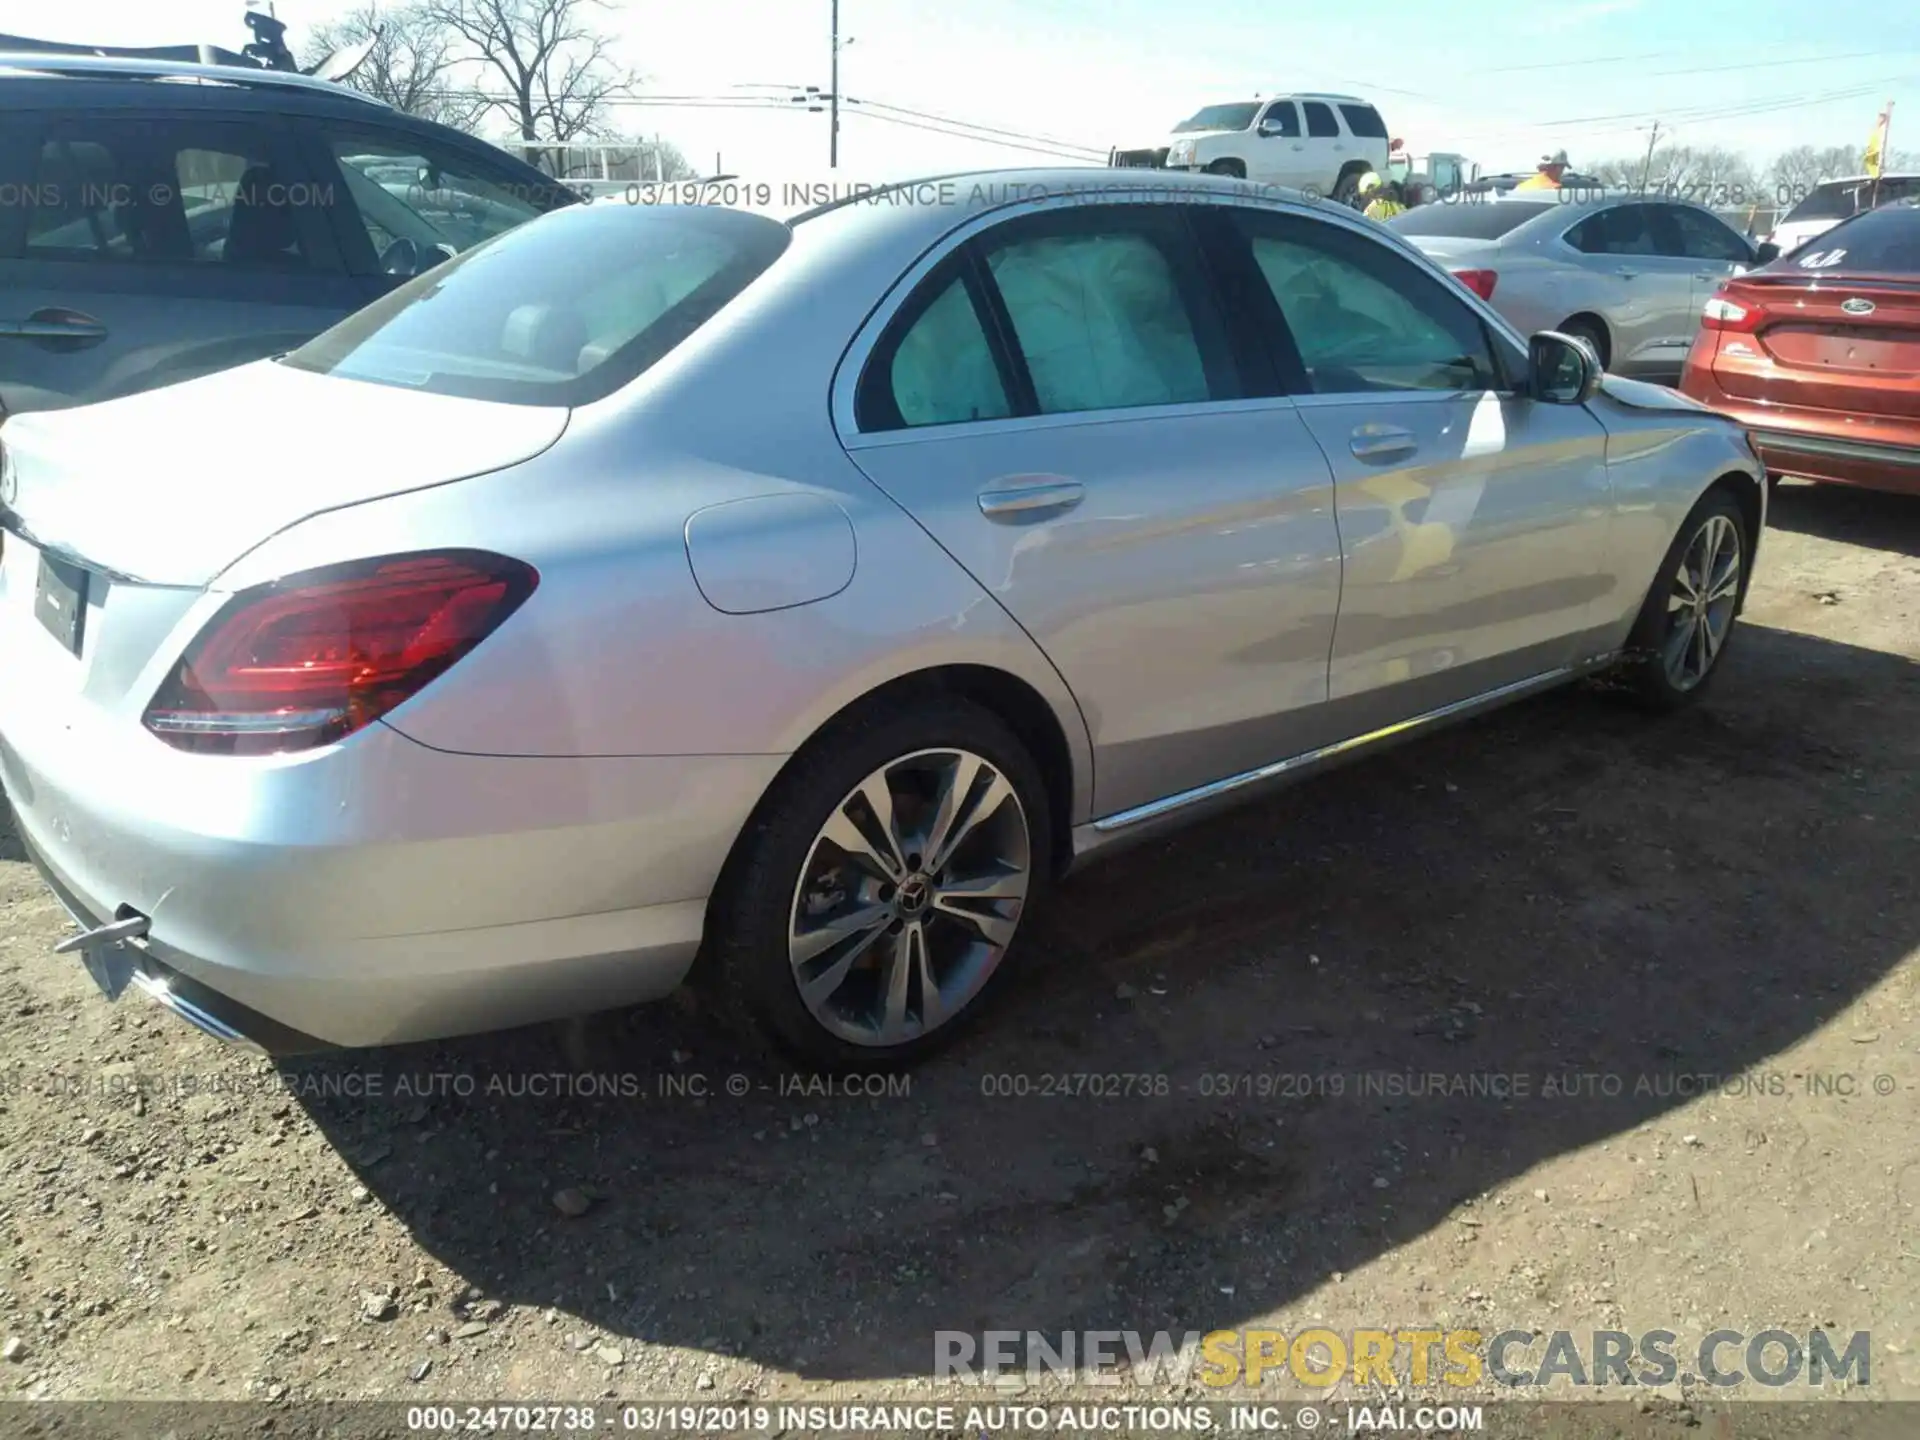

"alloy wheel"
[788,748,1032,1047]
[1663,513,1742,691]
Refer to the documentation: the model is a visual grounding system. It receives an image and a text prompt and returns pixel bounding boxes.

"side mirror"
[379,236,421,276]
[1258,120,1285,137]
[1529,330,1601,404]
[1754,241,1781,264]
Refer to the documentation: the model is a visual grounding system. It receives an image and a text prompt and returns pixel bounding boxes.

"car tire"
[703,695,1053,1072]
[1332,170,1363,205]
[1616,487,1751,711]
[1204,158,1246,179]
[1558,318,1609,371]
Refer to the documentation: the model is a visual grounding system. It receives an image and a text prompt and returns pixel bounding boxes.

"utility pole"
[1638,120,1661,195]
[829,0,841,168]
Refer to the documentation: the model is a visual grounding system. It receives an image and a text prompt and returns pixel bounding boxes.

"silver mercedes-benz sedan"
[0,169,1765,1068]
[1390,193,1776,384]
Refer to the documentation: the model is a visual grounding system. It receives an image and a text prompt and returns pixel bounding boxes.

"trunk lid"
[1712,275,1920,418]
[0,359,569,588]
[1400,236,1499,268]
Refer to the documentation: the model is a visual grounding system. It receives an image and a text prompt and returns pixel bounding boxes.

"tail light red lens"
[144,550,537,755]
[1700,293,1761,332]
[1453,269,1498,300]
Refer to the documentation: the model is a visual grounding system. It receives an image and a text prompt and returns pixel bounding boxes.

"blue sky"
[11,0,1918,181]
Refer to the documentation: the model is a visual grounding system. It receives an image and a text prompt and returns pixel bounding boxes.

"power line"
[849,98,1109,156]
[844,108,1106,161]
[1646,49,1911,78]
[1435,78,1904,147]
[1482,41,1917,73]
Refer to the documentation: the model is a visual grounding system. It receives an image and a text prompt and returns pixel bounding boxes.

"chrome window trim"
[831,188,1536,446]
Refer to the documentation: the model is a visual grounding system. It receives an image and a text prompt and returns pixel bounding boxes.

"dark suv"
[0,54,575,414]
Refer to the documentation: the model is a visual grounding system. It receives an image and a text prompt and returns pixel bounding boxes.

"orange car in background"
[1679,201,1920,496]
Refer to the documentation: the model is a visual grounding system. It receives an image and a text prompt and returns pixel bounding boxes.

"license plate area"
[34,552,89,655]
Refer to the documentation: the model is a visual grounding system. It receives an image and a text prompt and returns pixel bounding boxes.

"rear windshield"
[1782,176,1920,224]
[1388,201,1552,239]
[1762,202,1920,274]
[282,203,791,407]
[1338,104,1389,139]
[1174,103,1259,133]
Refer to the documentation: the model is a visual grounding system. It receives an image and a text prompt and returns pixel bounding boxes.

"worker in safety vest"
[1516,149,1569,191]
[1357,171,1405,220]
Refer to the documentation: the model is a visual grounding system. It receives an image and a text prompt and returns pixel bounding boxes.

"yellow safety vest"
[1515,172,1560,191]
[1364,197,1406,220]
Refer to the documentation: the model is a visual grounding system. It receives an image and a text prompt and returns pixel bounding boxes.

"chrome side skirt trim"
[1091,664,1589,835]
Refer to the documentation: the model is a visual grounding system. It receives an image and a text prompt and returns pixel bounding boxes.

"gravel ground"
[1,478,1916,1419]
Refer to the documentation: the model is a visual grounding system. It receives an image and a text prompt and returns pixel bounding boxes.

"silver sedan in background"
[0,170,1764,1070]
[1391,194,1777,382]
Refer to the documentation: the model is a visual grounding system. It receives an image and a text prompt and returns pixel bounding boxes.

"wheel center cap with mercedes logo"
[895,873,932,917]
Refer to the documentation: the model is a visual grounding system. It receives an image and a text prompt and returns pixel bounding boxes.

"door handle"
[978,477,1084,520]
[0,309,109,345]
[1349,425,1416,460]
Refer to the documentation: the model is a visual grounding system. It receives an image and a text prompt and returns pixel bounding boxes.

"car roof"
[671,166,1342,247]
[1198,92,1370,104]
[0,52,391,112]
[1805,172,1920,185]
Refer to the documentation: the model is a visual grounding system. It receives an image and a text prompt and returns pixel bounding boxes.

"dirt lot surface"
[2,480,1917,1428]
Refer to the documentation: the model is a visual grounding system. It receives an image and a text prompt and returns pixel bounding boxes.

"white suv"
[1158,94,1392,201]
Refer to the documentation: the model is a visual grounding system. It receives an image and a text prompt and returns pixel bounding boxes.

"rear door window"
[24,137,134,259]
[1301,102,1340,139]
[1338,104,1389,140]
[1566,204,1657,255]
[856,262,1014,431]
[19,119,328,269]
[976,205,1238,415]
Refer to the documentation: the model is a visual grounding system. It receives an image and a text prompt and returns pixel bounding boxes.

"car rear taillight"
[144,550,537,756]
[1700,293,1761,332]
[1453,269,1498,300]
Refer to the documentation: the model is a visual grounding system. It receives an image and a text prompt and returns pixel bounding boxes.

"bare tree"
[304,1,483,130]
[421,0,635,144]
[1767,144,1833,199]
[1632,144,1758,198]
[1585,155,1647,189]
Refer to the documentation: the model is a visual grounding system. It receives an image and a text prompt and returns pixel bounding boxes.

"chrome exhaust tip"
[128,969,265,1053]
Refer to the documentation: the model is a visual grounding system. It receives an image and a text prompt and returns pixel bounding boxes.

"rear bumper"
[1679,362,1920,495]
[1746,427,1920,495]
[19,830,328,1055]
[0,702,782,1049]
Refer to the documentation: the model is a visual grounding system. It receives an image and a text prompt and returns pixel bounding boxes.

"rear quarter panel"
[213,210,1098,818]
